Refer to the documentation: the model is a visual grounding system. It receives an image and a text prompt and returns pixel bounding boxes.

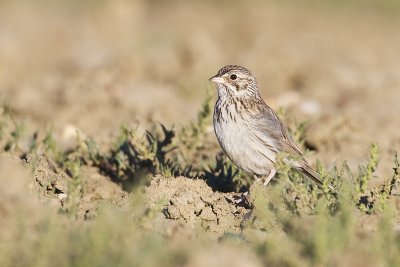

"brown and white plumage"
[210,65,326,187]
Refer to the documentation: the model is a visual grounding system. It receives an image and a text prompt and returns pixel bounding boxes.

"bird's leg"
[263,169,276,186]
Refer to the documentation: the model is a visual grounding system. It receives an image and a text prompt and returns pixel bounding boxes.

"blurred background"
[1,0,400,177]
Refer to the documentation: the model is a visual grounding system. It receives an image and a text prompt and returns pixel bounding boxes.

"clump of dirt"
[78,166,129,219]
[32,156,70,198]
[145,175,250,234]
[31,156,128,219]
[80,167,128,203]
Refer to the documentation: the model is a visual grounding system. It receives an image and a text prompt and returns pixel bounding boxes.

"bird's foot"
[254,169,277,186]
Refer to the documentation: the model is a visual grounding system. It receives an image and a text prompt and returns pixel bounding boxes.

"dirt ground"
[1,1,400,266]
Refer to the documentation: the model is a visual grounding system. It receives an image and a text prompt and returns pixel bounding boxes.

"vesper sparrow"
[210,65,328,188]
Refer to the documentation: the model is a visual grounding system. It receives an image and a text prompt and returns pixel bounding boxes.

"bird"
[209,64,329,189]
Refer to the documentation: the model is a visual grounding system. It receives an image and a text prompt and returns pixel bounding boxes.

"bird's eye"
[230,74,237,80]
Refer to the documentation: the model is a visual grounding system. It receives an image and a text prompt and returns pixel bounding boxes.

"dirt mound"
[32,156,128,219]
[145,175,250,234]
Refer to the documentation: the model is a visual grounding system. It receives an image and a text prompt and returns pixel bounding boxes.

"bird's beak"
[209,75,224,84]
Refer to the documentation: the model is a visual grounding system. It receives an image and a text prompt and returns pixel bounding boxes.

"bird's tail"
[299,162,335,191]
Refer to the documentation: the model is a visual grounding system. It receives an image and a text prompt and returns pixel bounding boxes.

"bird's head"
[209,65,259,99]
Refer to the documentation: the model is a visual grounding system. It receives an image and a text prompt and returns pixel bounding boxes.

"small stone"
[300,99,321,115]
[166,205,180,220]
[58,193,68,201]
[199,206,217,221]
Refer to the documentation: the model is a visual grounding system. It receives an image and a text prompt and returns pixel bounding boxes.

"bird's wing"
[252,103,303,158]
[252,104,329,187]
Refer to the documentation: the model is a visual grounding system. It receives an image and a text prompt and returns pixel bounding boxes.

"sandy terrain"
[1,1,400,266]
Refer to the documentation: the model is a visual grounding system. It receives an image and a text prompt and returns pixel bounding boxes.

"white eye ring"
[230,74,237,80]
